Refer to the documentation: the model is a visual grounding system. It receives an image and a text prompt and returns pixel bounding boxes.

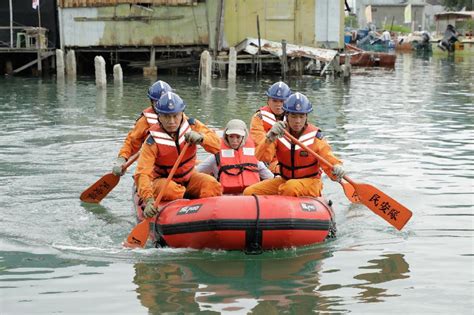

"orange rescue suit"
[249,106,285,174]
[118,107,157,160]
[276,124,323,179]
[217,138,260,194]
[249,105,284,146]
[256,123,342,181]
[135,117,222,201]
[243,123,342,198]
[148,119,196,183]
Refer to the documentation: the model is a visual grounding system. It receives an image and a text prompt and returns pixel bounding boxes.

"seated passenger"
[197,119,274,194]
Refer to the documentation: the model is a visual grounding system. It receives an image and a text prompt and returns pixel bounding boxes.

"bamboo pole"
[9,0,13,48]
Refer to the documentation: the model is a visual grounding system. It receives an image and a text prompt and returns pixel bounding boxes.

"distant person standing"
[438,24,459,52]
[381,30,391,43]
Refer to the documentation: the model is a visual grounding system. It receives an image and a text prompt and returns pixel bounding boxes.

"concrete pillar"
[143,46,157,77]
[56,49,65,77]
[113,64,123,83]
[281,40,288,81]
[332,55,342,75]
[200,50,212,89]
[342,53,351,79]
[94,55,107,88]
[66,50,76,78]
[5,60,13,75]
[228,47,237,81]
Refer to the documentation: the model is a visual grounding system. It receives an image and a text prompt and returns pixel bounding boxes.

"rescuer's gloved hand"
[143,198,158,218]
[266,121,286,142]
[112,157,126,176]
[332,164,346,181]
[184,131,204,144]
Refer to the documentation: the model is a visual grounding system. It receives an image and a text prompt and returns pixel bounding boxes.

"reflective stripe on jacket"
[142,107,158,125]
[259,106,281,131]
[217,138,260,194]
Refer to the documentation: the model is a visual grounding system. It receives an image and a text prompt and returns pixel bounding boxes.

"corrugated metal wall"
[223,0,315,47]
[57,0,343,49]
[222,0,343,49]
[58,2,212,47]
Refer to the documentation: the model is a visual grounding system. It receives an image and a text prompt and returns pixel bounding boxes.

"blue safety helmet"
[154,92,186,114]
[147,80,172,101]
[266,81,291,100]
[283,92,313,114]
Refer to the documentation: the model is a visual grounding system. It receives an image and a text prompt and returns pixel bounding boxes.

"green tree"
[345,15,359,29]
[442,0,473,10]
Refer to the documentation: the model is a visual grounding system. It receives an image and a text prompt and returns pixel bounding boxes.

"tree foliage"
[442,0,473,10]
[345,15,359,29]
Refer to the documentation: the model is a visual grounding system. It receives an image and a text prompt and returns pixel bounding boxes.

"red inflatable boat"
[133,193,336,252]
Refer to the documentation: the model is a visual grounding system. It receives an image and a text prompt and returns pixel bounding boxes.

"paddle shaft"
[153,142,190,208]
[124,142,191,248]
[283,130,412,230]
[122,152,140,171]
[283,130,342,176]
[80,151,141,203]
[285,130,359,189]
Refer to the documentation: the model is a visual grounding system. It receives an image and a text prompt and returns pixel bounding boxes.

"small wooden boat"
[340,44,396,68]
[133,191,336,253]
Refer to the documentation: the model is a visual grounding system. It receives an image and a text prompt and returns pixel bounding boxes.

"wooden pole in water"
[257,15,262,75]
[37,1,42,29]
[214,0,224,57]
[36,1,42,75]
[281,39,288,81]
[9,0,13,48]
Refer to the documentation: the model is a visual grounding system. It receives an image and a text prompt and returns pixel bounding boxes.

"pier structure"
[1,0,348,78]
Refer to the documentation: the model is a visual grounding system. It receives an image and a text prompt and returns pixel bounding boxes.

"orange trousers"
[243,176,323,197]
[152,172,222,201]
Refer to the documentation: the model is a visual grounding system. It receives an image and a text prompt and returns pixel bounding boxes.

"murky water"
[1,53,473,314]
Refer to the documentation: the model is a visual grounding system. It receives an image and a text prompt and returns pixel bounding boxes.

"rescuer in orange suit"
[243,92,346,197]
[249,81,292,174]
[135,92,223,218]
[112,80,173,176]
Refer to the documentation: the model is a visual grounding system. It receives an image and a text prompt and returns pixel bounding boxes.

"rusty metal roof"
[58,0,196,8]
[235,37,337,63]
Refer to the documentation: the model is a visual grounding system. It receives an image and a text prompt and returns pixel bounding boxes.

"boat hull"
[133,193,336,252]
[339,51,396,68]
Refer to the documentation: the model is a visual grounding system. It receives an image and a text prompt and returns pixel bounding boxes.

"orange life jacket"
[142,107,158,126]
[258,106,285,131]
[148,118,196,184]
[216,138,260,194]
[276,124,322,180]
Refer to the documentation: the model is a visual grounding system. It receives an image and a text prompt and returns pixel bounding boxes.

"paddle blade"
[340,181,361,203]
[124,218,151,248]
[354,183,413,230]
[80,173,119,203]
